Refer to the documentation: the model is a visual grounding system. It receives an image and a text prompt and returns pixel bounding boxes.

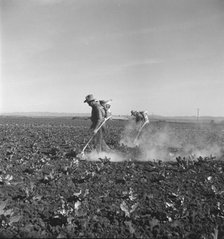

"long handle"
[134,120,149,144]
[81,134,95,154]
[81,116,112,154]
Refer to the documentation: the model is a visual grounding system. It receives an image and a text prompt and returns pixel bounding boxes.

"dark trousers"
[93,127,110,152]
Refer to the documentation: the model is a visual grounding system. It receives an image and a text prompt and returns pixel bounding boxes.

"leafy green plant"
[0,200,21,227]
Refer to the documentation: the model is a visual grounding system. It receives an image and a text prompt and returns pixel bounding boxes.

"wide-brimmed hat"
[84,94,95,103]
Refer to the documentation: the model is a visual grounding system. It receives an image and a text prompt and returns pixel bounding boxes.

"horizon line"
[1,111,224,118]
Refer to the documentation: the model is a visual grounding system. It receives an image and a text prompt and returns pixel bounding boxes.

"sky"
[1,0,224,116]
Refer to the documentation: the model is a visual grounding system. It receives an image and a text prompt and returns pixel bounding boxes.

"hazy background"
[1,0,224,116]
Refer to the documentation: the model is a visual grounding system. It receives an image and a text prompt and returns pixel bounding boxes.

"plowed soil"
[0,116,224,238]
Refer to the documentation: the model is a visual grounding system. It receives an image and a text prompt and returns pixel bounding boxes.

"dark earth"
[0,116,224,238]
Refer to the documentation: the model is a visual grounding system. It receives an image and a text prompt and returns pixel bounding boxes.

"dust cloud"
[85,150,125,162]
[119,120,224,162]
[82,120,223,162]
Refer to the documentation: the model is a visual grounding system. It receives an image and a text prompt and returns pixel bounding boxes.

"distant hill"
[150,115,224,123]
[0,112,89,117]
[1,112,224,122]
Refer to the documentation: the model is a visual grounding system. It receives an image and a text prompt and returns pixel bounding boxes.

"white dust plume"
[120,120,224,161]
[85,150,126,162]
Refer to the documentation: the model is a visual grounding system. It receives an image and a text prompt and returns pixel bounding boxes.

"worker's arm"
[96,106,104,130]
[90,104,104,133]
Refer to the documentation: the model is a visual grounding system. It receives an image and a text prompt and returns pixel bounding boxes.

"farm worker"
[131,110,149,144]
[84,94,110,153]
[131,110,149,126]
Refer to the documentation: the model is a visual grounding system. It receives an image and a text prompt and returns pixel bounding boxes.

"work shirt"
[90,101,104,130]
[140,111,149,123]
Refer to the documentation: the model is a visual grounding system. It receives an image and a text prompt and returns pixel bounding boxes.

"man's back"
[90,101,104,129]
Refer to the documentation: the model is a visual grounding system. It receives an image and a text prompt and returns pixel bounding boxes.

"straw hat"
[84,94,96,103]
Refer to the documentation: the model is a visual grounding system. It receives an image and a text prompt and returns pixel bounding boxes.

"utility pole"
[197,108,200,121]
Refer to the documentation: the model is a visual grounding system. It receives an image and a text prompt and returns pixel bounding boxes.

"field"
[0,116,224,238]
